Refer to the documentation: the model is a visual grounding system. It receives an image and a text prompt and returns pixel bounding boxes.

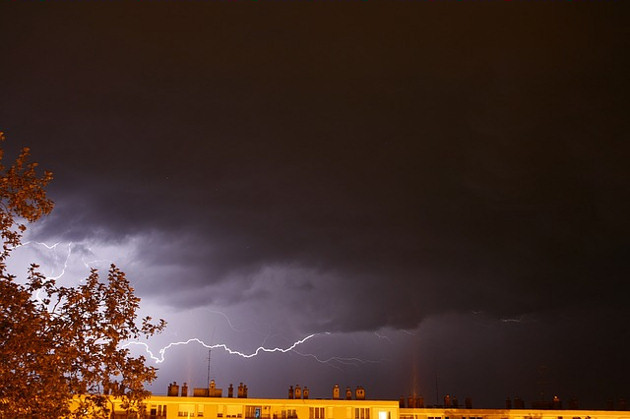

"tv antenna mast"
[207,349,212,385]
[207,327,216,385]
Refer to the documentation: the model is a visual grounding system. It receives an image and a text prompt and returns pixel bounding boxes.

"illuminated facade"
[99,386,630,419]
[110,394,397,419]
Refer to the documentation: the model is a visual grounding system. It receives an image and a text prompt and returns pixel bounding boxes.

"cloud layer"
[2,1,629,406]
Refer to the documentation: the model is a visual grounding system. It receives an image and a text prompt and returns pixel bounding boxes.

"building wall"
[131,396,398,419]
[104,396,630,419]
[101,396,630,419]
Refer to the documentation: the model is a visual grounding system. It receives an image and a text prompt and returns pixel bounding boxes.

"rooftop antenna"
[207,327,216,386]
[207,348,212,385]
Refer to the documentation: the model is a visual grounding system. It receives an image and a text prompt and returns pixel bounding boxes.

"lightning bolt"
[123,332,384,372]
[500,316,524,323]
[292,350,383,371]
[13,242,384,369]
[203,309,244,333]
[8,241,74,303]
[123,333,318,364]
[9,240,73,280]
[47,242,72,280]
[374,332,393,343]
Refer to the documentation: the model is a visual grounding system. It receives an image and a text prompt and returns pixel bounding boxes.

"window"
[355,408,370,419]
[150,406,166,418]
[179,404,195,417]
[310,408,325,419]
[246,406,262,419]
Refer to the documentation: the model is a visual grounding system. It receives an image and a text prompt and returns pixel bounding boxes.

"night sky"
[1,0,629,410]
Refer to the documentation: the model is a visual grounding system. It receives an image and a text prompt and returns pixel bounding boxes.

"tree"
[0,132,166,418]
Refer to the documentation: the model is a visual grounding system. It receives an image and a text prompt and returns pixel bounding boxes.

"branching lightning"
[123,331,383,370]
[122,334,317,364]
[292,350,383,370]
[14,241,384,369]
[10,240,73,280]
[9,241,74,303]
[48,242,72,280]
[203,309,244,333]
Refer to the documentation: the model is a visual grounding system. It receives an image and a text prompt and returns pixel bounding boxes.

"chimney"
[168,382,180,397]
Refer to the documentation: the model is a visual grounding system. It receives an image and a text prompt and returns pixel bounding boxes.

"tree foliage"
[0,132,166,418]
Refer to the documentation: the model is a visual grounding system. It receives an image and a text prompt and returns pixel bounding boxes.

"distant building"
[72,382,630,419]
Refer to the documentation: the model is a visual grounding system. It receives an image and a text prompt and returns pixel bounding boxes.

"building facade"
[102,391,630,419]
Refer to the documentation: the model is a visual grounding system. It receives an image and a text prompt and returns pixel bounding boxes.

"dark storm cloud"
[1,1,629,337]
